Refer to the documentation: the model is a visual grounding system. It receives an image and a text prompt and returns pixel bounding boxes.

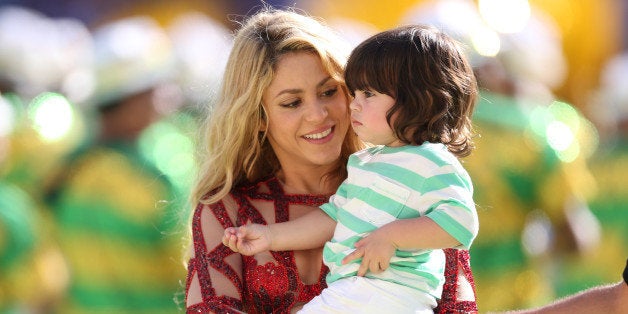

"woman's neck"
[275,166,341,196]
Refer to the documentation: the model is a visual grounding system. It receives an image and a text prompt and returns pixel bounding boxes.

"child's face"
[349,89,402,146]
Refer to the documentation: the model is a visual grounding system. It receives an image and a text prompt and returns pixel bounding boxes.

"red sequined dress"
[185,176,479,313]
[185,176,329,313]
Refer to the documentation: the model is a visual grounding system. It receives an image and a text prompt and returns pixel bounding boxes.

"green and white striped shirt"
[320,142,478,298]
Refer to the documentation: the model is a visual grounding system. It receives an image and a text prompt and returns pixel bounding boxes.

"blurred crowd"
[0,0,626,313]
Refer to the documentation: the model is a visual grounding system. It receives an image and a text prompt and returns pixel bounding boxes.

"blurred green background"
[0,0,626,313]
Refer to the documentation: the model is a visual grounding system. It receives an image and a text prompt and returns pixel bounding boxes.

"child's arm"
[372,216,460,249]
[222,209,336,255]
[342,216,459,276]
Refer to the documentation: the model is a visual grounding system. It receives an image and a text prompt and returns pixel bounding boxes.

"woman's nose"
[304,101,328,122]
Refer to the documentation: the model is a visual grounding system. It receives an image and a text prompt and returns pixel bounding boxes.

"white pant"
[298,276,436,314]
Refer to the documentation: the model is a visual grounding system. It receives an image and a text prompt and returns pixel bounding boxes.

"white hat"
[0,6,94,102]
[90,15,175,108]
[167,12,232,107]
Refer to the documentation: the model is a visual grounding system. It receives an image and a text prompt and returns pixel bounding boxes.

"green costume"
[0,92,73,314]
[0,181,38,313]
[46,133,188,314]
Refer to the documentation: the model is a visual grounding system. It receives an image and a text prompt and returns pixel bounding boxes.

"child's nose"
[349,98,360,112]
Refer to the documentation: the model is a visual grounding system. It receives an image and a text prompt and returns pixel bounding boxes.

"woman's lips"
[302,126,334,143]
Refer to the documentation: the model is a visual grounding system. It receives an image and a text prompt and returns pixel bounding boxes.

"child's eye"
[321,87,338,97]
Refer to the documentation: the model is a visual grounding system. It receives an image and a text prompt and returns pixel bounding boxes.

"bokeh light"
[0,97,16,138]
[28,92,75,142]
[478,0,531,34]
[138,119,195,194]
[470,25,501,57]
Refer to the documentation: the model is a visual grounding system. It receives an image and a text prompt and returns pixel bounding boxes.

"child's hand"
[341,229,396,276]
[222,227,240,251]
[222,224,272,255]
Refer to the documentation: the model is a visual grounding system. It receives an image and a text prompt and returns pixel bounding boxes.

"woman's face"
[262,52,350,171]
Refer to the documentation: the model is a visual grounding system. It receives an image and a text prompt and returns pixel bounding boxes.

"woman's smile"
[303,126,334,142]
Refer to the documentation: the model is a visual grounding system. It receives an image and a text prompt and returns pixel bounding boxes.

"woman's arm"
[185,198,246,313]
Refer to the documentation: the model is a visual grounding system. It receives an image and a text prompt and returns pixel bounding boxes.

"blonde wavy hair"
[190,8,361,207]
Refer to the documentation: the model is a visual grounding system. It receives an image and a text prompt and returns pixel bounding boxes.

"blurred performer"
[402,0,600,311]
[0,5,92,196]
[44,16,186,314]
[0,91,69,314]
[0,6,94,313]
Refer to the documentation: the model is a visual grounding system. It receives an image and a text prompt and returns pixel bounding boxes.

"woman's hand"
[341,228,396,276]
[222,224,273,256]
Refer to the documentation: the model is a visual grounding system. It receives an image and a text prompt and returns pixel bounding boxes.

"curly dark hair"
[345,24,477,157]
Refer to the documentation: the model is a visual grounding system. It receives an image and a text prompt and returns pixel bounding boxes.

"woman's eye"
[281,100,301,108]
[321,87,338,97]
[363,90,375,98]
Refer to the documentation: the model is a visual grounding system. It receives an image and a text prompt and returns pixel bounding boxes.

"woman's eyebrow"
[274,76,333,98]
[317,76,333,88]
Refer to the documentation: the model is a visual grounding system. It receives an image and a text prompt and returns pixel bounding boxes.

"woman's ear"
[259,120,267,132]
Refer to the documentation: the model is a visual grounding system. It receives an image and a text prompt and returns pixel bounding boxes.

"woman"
[184,8,477,313]
[184,8,361,313]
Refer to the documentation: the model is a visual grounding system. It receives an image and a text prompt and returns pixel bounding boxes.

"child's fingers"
[369,260,385,274]
[379,259,390,271]
[229,235,238,251]
[222,228,234,246]
[236,225,247,238]
[342,247,364,265]
[357,257,369,276]
[236,233,244,251]
[223,232,240,252]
